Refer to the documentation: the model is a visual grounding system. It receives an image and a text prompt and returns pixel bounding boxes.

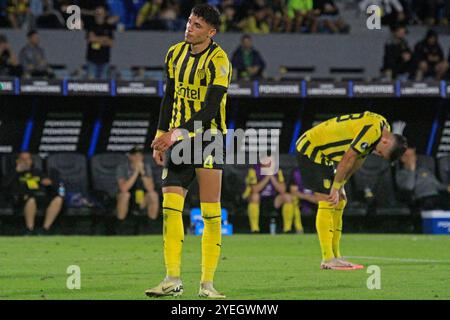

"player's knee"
[118,192,131,201]
[249,192,260,203]
[146,191,159,203]
[200,202,221,222]
[283,193,292,203]
[25,197,37,206]
[52,196,64,206]
[163,192,184,213]
[418,61,428,71]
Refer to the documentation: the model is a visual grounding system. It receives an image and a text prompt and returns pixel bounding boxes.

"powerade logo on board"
[437,221,450,232]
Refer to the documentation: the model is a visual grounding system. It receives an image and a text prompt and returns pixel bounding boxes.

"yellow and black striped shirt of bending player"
[296,111,391,166]
[156,40,232,136]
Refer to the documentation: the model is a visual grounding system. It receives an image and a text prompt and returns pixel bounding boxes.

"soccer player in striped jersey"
[296,111,407,270]
[146,4,231,298]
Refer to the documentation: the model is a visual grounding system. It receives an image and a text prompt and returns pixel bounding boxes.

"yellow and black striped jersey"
[164,40,231,134]
[296,111,391,165]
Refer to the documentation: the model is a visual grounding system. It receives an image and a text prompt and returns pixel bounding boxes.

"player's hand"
[41,178,52,186]
[327,187,340,207]
[153,149,165,167]
[151,129,178,152]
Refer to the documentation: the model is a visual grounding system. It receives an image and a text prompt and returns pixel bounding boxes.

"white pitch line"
[346,256,450,264]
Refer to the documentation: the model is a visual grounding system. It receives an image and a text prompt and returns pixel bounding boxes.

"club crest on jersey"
[197,69,206,80]
[323,179,331,189]
[162,168,168,180]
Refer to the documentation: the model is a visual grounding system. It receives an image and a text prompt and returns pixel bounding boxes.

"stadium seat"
[90,153,127,209]
[222,163,252,216]
[144,153,163,192]
[278,65,316,81]
[417,155,436,174]
[438,156,450,184]
[46,153,91,216]
[329,67,365,81]
[353,154,409,216]
[49,64,69,79]
[279,153,297,178]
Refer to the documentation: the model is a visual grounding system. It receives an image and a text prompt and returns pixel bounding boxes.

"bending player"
[295,111,407,270]
[146,4,231,298]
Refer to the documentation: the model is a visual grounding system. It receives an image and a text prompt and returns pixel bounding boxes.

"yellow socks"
[201,202,222,283]
[316,201,335,261]
[248,202,260,232]
[162,193,185,278]
[293,204,303,232]
[332,199,346,258]
[282,202,294,232]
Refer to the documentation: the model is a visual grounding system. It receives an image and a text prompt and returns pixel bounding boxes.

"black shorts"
[162,135,225,189]
[15,190,58,211]
[297,154,335,194]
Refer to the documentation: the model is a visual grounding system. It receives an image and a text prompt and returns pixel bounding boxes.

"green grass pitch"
[1,234,450,300]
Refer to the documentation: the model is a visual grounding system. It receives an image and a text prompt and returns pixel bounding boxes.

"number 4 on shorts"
[203,155,214,169]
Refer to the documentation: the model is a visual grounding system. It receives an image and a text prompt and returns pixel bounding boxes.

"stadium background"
[1,0,450,236]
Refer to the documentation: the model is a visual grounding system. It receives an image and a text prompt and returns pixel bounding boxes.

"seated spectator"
[313,0,349,34]
[136,0,163,29]
[0,0,12,27]
[359,0,406,28]
[85,6,114,80]
[0,34,22,77]
[381,24,415,81]
[237,5,270,34]
[413,29,449,81]
[413,0,447,26]
[242,156,293,233]
[287,167,317,234]
[396,148,450,211]
[31,0,65,29]
[268,0,291,33]
[2,152,63,235]
[116,146,159,231]
[286,0,316,33]
[19,30,54,79]
[231,34,266,81]
[219,5,241,33]
[7,0,32,29]
[136,0,183,31]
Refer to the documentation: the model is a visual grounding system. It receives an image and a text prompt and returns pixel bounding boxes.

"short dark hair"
[241,34,252,41]
[390,134,408,162]
[191,4,220,30]
[27,30,38,38]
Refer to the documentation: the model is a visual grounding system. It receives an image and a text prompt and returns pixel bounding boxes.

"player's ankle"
[165,276,181,282]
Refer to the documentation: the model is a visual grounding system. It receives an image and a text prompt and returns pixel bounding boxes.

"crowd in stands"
[2,2,450,81]
[359,0,450,28]
[1,28,267,80]
[0,0,351,33]
[382,25,450,81]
